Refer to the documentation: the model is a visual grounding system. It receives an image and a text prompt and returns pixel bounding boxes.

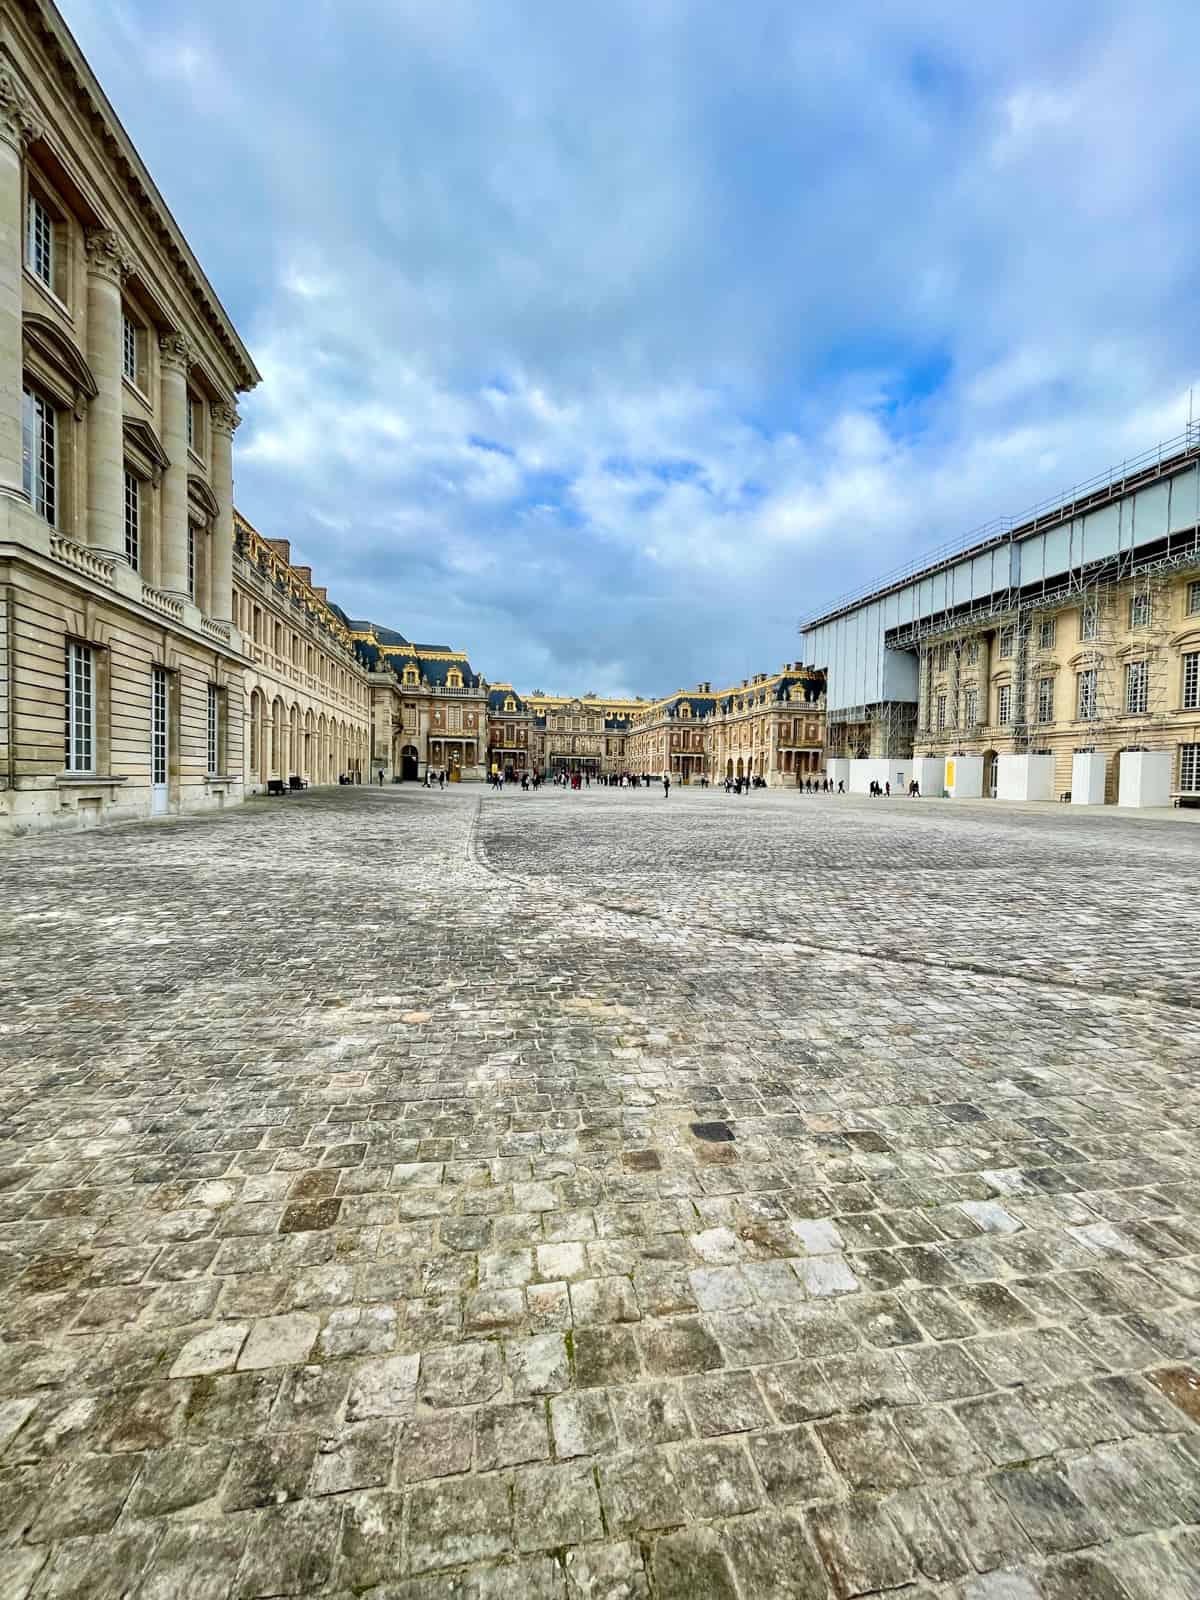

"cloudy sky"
[63,0,1200,696]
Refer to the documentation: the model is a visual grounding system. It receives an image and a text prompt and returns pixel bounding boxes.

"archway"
[725,758,733,779]
[401,744,419,781]
[249,689,265,778]
[303,710,314,781]
[983,749,999,799]
[736,757,744,779]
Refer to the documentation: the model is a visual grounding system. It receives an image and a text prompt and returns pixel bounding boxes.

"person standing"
[663,773,671,798]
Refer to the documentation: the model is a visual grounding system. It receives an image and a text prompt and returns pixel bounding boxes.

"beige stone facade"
[912,568,1200,800]
[235,514,370,791]
[623,665,826,785]
[0,0,259,835]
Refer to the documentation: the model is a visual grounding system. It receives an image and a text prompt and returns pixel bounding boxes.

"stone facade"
[235,514,370,791]
[911,569,1200,801]
[0,1,259,835]
[624,665,826,785]
[353,622,488,783]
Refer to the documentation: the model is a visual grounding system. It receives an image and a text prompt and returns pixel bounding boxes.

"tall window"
[1080,605,1098,642]
[1181,744,1200,793]
[123,471,140,569]
[207,684,220,774]
[937,643,949,671]
[1188,581,1200,617]
[1077,668,1098,721]
[186,526,195,598]
[997,684,1011,724]
[998,626,1014,658]
[64,642,95,772]
[22,387,56,524]
[122,314,139,385]
[26,192,54,288]
[966,640,979,665]
[1037,677,1054,723]
[1038,619,1056,649]
[964,688,979,725]
[1129,593,1150,629]
[936,694,946,731]
[1125,660,1148,714]
[1184,651,1200,712]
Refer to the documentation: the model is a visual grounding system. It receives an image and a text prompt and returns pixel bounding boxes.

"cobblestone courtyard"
[2,786,1199,1599]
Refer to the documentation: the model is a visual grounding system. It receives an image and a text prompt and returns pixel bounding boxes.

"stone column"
[208,399,239,623]
[0,67,41,503]
[158,333,191,594]
[85,227,128,557]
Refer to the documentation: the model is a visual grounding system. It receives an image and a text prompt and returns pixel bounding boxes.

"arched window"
[447,667,463,689]
[403,664,419,685]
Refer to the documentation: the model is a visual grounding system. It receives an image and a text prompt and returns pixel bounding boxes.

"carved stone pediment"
[23,313,98,418]
[123,416,169,484]
[187,473,220,521]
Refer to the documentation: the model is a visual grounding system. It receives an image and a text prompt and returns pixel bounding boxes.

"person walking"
[663,773,671,798]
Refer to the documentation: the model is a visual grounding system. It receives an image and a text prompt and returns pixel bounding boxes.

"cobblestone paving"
[1,785,1198,1599]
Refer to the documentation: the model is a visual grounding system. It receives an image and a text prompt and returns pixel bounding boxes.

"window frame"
[1077,668,1098,721]
[25,188,56,293]
[207,683,221,775]
[998,626,1014,659]
[1038,618,1056,650]
[22,384,57,526]
[964,687,979,726]
[1182,650,1199,712]
[1181,743,1200,794]
[123,468,141,570]
[1129,593,1150,629]
[1036,677,1054,724]
[1187,581,1200,618]
[64,640,96,773]
[997,684,1011,725]
[1080,605,1098,642]
[1125,658,1148,715]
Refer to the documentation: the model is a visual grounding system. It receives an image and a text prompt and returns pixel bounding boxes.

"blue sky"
[62,0,1200,695]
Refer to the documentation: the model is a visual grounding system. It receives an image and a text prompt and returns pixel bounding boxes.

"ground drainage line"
[472,803,1198,1017]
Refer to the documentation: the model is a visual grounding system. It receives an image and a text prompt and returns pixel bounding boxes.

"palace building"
[623,666,826,785]
[353,622,488,784]
[0,0,259,834]
[802,432,1200,804]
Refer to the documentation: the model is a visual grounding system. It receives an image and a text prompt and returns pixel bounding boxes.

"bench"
[1170,791,1200,809]
[266,779,287,797]
[288,775,307,792]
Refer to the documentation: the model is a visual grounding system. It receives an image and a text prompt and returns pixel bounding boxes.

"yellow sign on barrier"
[945,758,956,790]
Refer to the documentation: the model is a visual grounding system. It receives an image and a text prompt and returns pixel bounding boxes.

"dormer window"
[504,697,516,712]
[402,665,419,685]
[447,668,463,688]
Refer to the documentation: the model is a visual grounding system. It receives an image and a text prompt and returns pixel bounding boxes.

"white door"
[151,666,169,815]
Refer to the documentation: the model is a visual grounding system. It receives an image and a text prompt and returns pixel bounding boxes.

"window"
[187,394,204,456]
[997,685,1011,724]
[1130,593,1150,629]
[186,526,195,598]
[1037,677,1054,723]
[1038,619,1056,650]
[1125,660,1148,715]
[207,684,220,774]
[964,688,979,725]
[22,387,56,524]
[26,192,55,288]
[64,642,95,772]
[966,640,979,665]
[1188,581,1200,617]
[1181,743,1200,793]
[1080,605,1098,642]
[1077,669,1098,721]
[937,643,949,671]
[1184,652,1200,712]
[936,694,946,731]
[122,314,139,386]
[998,626,1014,658]
[123,470,140,569]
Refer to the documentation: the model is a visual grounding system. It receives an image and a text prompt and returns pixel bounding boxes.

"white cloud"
[56,0,1200,692]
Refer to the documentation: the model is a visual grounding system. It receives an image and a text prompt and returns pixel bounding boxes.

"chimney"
[312,586,327,602]
[294,566,313,587]
[265,538,291,565]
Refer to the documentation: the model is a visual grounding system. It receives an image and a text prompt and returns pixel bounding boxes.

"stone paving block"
[169,1322,249,1377]
[408,1472,512,1572]
[311,1418,396,1494]
[550,1388,617,1458]
[991,1464,1103,1554]
[683,1368,771,1435]
[132,1442,231,1518]
[506,1332,571,1395]
[816,1412,922,1492]
[420,1341,504,1405]
[563,1539,650,1598]
[476,1400,551,1469]
[397,1412,474,1480]
[807,1496,917,1595]
[237,1313,320,1370]
[652,1526,739,1600]
[748,1423,840,1504]
[598,1447,685,1532]
[29,1453,141,1540]
[513,1459,605,1550]
[138,1522,248,1600]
